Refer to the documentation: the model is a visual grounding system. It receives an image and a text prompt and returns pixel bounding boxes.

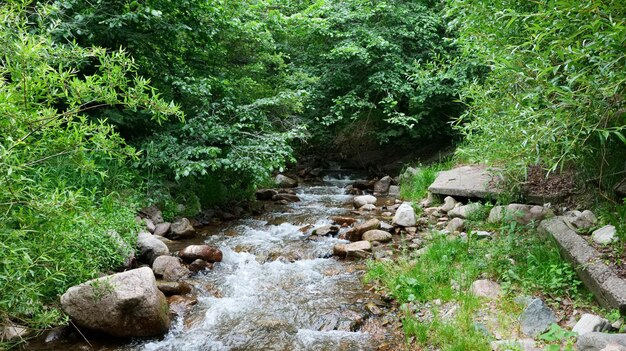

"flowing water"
[29,171,398,351]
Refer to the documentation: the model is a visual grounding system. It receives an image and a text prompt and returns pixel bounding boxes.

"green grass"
[365,221,590,349]
[400,161,453,201]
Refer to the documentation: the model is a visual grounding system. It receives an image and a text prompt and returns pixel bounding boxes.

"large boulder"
[275,174,298,188]
[169,218,195,239]
[60,267,170,337]
[353,195,377,209]
[392,202,417,227]
[179,245,223,263]
[137,231,169,265]
[428,165,503,199]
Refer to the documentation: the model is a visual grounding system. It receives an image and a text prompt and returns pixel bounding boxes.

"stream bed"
[28,171,401,351]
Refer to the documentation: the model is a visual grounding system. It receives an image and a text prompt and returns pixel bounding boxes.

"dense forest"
[1,0,625,348]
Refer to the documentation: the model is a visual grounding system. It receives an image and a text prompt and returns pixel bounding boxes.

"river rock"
[156,281,192,296]
[354,195,377,208]
[333,241,372,258]
[572,313,611,335]
[576,332,626,351]
[519,298,556,337]
[353,218,380,238]
[362,230,392,243]
[392,202,417,227]
[60,267,170,337]
[153,222,171,237]
[189,259,211,272]
[446,218,465,233]
[330,216,357,226]
[389,185,400,197]
[256,189,278,201]
[428,165,503,199]
[152,255,189,281]
[448,203,483,220]
[470,279,501,299]
[140,206,164,225]
[313,225,339,236]
[592,225,617,245]
[374,176,393,195]
[168,295,199,316]
[441,196,458,212]
[179,245,223,263]
[359,204,377,211]
[137,231,169,265]
[272,194,301,202]
[489,204,553,225]
[275,174,298,188]
[169,218,195,239]
[144,218,156,233]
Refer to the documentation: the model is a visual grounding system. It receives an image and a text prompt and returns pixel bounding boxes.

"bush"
[450,1,626,185]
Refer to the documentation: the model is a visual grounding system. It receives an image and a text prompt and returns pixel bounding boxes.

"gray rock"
[441,196,458,212]
[520,298,556,337]
[470,279,501,299]
[354,195,377,208]
[313,225,340,236]
[446,218,465,233]
[275,174,298,188]
[488,206,506,223]
[144,218,156,233]
[539,217,626,314]
[448,203,483,219]
[592,225,618,245]
[428,165,503,199]
[359,204,377,211]
[420,192,434,208]
[152,255,189,281]
[374,176,393,195]
[402,167,419,180]
[140,206,164,225]
[179,245,223,263]
[169,218,195,239]
[388,185,400,197]
[362,230,392,243]
[60,267,170,337]
[156,281,192,296]
[473,230,493,240]
[137,231,169,265]
[153,222,171,237]
[379,222,394,232]
[572,313,611,335]
[563,210,598,232]
[333,241,372,258]
[576,332,626,351]
[392,202,417,227]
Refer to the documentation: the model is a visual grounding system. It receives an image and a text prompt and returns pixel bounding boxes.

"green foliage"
[539,324,577,351]
[0,0,179,333]
[366,221,587,347]
[449,0,626,184]
[50,0,307,190]
[400,161,452,200]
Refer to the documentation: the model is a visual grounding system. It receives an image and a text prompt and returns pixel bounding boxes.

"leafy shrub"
[449,1,626,185]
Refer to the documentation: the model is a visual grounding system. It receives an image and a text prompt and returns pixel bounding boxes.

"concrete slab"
[539,217,626,314]
[428,166,503,199]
